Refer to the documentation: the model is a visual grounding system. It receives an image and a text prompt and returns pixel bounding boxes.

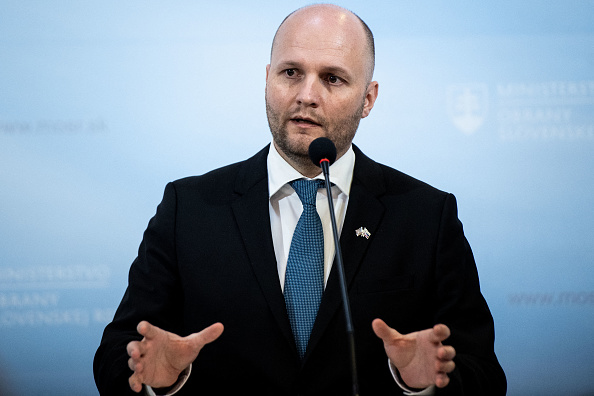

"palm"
[372,318,455,389]
[383,327,441,387]
[127,321,224,392]
[137,328,195,386]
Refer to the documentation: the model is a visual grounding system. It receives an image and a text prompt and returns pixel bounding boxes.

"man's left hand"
[372,318,456,390]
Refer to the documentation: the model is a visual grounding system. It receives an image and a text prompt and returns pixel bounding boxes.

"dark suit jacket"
[94,145,506,395]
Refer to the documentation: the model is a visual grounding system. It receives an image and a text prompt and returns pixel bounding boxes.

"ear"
[361,81,379,119]
[266,64,271,81]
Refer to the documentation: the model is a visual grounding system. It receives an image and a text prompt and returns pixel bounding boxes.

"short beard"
[265,96,365,169]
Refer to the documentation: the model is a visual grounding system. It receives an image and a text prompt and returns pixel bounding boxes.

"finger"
[127,341,141,358]
[129,373,143,393]
[128,356,144,372]
[444,360,456,373]
[435,372,451,388]
[437,345,456,361]
[371,318,401,341]
[436,359,455,374]
[137,321,159,339]
[432,324,451,342]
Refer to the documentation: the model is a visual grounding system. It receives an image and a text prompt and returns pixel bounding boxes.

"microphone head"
[309,137,337,167]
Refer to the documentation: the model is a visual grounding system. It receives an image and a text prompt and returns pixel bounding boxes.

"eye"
[285,69,297,77]
[326,74,343,85]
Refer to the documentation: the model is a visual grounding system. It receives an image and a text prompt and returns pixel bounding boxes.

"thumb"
[372,318,401,341]
[188,322,224,349]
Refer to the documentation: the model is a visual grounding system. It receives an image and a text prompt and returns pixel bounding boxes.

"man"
[94,4,506,395]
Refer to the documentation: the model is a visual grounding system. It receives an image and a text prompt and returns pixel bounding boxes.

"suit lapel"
[305,146,386,361]
[230,145,296,350]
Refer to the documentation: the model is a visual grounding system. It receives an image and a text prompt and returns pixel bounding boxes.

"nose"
[296,76,321,108]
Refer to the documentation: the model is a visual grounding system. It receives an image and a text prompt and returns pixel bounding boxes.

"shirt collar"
[268,142,355,199]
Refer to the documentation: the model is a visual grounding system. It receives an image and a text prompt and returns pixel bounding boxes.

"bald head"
[271,4,375,83]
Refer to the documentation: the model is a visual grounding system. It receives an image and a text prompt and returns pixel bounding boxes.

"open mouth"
[291,118,321,127]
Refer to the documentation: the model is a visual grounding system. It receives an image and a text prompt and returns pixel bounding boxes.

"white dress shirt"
[267,142,353,291]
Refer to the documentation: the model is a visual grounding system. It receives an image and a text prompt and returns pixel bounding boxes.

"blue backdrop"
[1,1,593,395]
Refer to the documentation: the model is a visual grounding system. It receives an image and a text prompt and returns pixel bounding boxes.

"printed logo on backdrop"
[0,117,108,134]
[0,265,115,327]
[496,81,594,141]
[446,84,489,135]
[507,291,594,307]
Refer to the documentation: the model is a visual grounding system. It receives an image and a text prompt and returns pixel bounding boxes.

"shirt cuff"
[388,359,436,396]
[144,364,192,396]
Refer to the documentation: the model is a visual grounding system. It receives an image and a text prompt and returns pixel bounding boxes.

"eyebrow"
[324,66,352,79]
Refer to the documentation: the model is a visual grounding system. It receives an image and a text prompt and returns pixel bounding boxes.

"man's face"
[265,7,378,169]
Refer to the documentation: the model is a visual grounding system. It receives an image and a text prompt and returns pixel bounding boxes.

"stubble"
[265,96,366,170]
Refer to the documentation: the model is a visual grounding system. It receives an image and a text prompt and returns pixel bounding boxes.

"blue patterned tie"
[284,178,326,359]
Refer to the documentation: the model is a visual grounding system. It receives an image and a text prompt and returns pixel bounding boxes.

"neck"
[286,156,322,179]
[273,142,322,178]
[272,141,349,179]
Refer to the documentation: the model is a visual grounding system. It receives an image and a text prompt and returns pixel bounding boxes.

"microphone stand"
[320,158,360,396]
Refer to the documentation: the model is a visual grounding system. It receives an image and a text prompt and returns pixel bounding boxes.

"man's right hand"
[126,321,224,393]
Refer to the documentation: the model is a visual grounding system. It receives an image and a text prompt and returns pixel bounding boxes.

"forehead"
[271,9,367,73]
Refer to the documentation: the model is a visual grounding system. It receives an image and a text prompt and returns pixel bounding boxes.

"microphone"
[309,136,337,174]
[308,137,359,396]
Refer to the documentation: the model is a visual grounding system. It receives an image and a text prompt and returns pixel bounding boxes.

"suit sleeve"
[93,182,184,396]
[433,194,506,395]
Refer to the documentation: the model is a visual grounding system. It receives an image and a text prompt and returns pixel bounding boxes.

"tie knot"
[290,179,325,206]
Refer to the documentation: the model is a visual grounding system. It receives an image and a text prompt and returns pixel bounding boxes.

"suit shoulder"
[353,144,449,200]
[172,161,243,190]
[377,162,448,198]
[373,162,460,224]
[166,145,269,198]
